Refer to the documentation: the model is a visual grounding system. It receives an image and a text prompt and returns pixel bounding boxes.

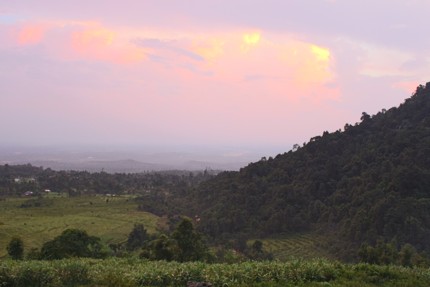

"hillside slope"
[187,83,430,259]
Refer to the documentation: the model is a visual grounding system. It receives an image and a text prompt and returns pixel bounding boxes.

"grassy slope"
[0,195,159,257]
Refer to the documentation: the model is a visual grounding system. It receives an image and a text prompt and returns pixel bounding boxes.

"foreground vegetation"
[1,257,430,287]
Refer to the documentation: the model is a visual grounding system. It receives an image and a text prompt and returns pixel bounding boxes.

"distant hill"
[0,147,266,172]
[185,83,430,260]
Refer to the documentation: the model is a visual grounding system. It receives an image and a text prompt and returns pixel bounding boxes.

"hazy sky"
[1,1,429,150]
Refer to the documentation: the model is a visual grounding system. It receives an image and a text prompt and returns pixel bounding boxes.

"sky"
[1,1,429,152]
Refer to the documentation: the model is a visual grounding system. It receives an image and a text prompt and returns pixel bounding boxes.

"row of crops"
[261,233,331,261]
[1,258,430,287]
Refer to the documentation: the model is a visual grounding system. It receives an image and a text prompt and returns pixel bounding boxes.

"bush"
[40,229,107,260]
[7,237,24,260]
[15,265,58,287]
[0,266,14,287]
[57,262,91,286]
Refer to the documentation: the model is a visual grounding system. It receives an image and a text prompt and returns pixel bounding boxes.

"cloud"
[192,38,224,63]
[243,32,260,45]
[17,24,45,45]
[133,38,204,62]
[2,1,430,147]
[1,20,147,65]
[69,25,146,64]
[278,40,335,90]
[357,43,412,78]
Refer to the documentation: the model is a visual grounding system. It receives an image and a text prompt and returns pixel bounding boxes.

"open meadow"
[0,195,158,258]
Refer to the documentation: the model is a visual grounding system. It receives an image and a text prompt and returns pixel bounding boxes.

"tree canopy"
[40,229,106,260]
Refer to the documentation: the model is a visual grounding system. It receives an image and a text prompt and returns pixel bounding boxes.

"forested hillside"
[186,83,430,260]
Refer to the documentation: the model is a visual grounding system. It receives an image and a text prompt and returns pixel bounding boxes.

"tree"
[126,223,149,251]
[7,237,24,260]
[360,112,371,122]
[246,240,272,260]
[399,244,416,267]
[358,240,398,265]
[40,229,106,260]
[172,218,208,262]
[358,243,379,264]
[152,234,177,261]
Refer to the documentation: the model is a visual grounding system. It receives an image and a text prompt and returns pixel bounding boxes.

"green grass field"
[0,195,159,258]
[260,233,333,261]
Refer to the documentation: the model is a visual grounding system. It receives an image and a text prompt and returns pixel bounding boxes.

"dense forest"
[2,83,430,263]
[179,82,430,261]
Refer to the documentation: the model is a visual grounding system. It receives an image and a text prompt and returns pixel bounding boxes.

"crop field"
[260,233,333,261]
[0,195,159,258]
[1,258,430,287]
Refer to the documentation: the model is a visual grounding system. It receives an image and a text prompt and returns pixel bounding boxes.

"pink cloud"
[0,18,377,146]
[2,20,146,65]
[70,26,145,64]
[17,24,45,45]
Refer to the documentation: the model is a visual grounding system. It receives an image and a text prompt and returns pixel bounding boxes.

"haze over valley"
[0,144,286,172]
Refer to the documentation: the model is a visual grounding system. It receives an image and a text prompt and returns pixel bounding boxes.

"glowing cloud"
[70,26,145,64]
[193,38,224,63]
[17,24,45,45]
[243,32,260,45]
[240,31,261,53]
[73,28,115,46]
[311,45,330,61]
[279,41,334,87]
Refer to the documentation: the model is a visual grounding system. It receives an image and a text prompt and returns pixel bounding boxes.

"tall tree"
[172,218,207,262]
[126,223,149,251]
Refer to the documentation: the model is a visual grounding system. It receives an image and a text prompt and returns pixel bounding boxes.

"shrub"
[7,237,24,260]
[57,262,91,286]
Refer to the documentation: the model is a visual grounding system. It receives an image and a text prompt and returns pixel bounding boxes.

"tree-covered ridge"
[189,83,430,260]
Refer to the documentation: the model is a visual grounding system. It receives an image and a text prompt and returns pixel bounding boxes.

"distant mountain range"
[0,147,272,172]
